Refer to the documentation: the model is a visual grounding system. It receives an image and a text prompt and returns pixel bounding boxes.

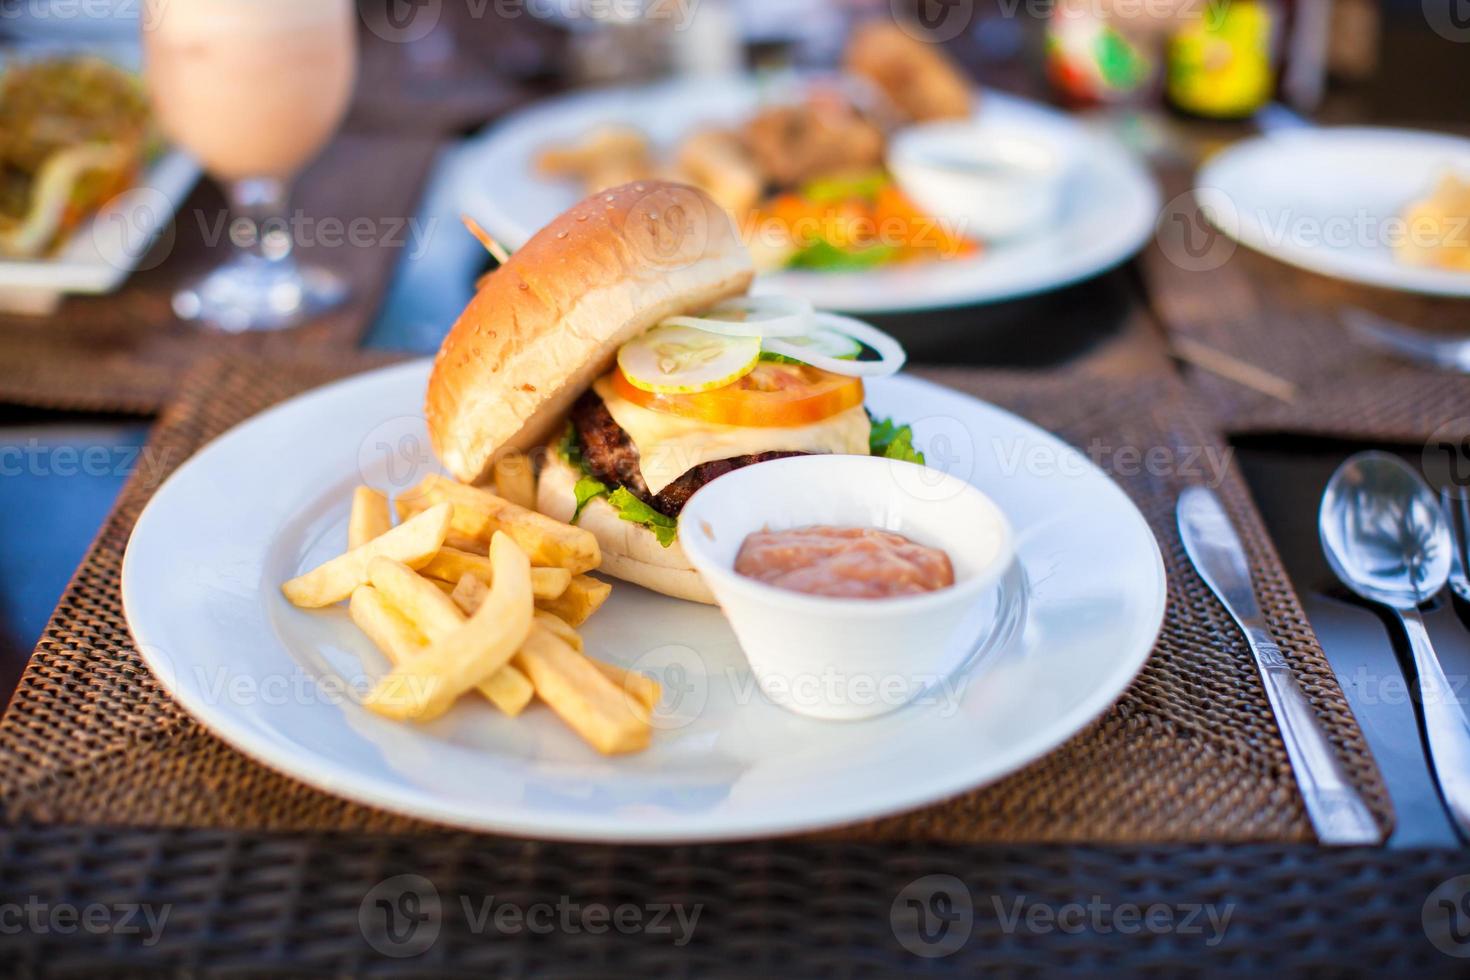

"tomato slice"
[610,361,864,427]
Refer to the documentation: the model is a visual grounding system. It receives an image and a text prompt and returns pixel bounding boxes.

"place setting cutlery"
[1440,485,1470,605]
[1319,451,1470,840]
[1178,486,1382,845]
[1341,306,1470,374]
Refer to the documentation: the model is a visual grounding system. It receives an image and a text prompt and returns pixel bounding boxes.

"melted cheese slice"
[592,374,872,496]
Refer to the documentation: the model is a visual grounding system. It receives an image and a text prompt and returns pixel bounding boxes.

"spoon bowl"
[1320,449,1470,841]
[1320,450,1451,609]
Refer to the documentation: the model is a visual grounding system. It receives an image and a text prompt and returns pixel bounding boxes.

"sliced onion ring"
[662,294,814,338]
[762,312,907,377]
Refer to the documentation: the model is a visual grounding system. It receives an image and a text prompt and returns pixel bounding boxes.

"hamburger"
[426,181,919,603]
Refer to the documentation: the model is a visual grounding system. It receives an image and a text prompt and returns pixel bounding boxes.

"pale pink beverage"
[141,0,359,332]
[143,0,357,180]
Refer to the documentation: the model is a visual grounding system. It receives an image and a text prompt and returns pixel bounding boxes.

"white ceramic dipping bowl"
[888,119,1072,241]
[677,455,1015,721]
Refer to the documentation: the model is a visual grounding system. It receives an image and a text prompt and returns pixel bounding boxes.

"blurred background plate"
[0,40,201,314]
[0,149,198,315]
[1197,128,1470,298]
[455,75,1161,313]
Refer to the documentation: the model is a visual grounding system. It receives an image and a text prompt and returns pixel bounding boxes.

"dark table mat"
[0,353,1391,844]
[0,827,1461,975]
[0,134,441,415]
[1143,169,1470,445]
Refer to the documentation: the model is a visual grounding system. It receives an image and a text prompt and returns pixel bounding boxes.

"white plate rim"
[1196,126,1470,298]
[121,360,1168,842]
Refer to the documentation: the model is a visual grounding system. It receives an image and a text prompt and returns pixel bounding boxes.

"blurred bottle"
[668,0,742,77]
[1045,0,1161,107]
[1165,0,1279,119]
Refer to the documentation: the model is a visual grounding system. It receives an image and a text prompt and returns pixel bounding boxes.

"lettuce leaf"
[559,423,679,547]
[868,414,925,464]
[571,474,609,523]
[799,170,889,204]
[556,420,583,468]
[788,239,896,272]
[607,488,679,547]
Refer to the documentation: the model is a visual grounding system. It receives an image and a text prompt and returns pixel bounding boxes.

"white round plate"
[1197,127,1470,297]
[121,361,1166,842]
[453,76,1160,313]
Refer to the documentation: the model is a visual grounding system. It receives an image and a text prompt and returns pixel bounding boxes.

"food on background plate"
[534,124,653,199]
[735,525,956,599]
[426,180,926,605]
[1396,172,1470,273]
[283,480,658,755]
[534,29,978,273]
[0,56,156,258]
[843,20,974,123]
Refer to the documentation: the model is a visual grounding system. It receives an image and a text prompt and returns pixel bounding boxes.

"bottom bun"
[537,450,716,604]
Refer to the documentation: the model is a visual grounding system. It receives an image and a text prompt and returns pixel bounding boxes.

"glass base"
[173,255,349,333]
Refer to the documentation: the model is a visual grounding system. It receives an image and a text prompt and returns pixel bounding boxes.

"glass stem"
[226,177,296,265]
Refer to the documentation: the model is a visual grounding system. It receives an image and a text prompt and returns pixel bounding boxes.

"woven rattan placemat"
[0,134,440,415]
[0,354,1391,842]
[1144,185,1470,444]
[0,828,1458,975]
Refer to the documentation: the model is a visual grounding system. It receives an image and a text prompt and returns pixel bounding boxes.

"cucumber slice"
[617,323,761,394]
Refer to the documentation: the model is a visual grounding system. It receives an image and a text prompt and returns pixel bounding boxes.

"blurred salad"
[748,169,979,273]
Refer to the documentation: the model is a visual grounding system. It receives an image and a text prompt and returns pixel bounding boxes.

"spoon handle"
[1398,608,1470,840]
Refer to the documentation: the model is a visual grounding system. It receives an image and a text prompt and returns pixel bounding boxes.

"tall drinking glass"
[142,0,358,332]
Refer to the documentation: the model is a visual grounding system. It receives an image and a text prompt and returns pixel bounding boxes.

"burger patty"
[570,391,806,517]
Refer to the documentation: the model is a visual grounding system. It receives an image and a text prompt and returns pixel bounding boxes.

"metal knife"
[1177,485,1381,845]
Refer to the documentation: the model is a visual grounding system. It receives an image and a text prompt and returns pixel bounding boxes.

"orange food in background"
[746,174,978,270]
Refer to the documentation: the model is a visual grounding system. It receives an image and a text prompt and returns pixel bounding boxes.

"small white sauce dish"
[888,119,1072,241]
[678,455,1016,721]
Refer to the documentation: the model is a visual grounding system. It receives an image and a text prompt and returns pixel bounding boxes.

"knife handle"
[1398,609,1470,842]
[1244,624,1382,845]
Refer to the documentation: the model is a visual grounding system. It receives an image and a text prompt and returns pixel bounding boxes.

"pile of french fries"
[281,466,658,755]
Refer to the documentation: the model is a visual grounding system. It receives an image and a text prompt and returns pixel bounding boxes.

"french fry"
[445,532,488,555]
[368,556,465,637]
[451,576,657,718]
[492,452,538,511]
[349,585,430,664]
[368,557,533,717]
[451,579,587,652]
[534,609,582,652]
[514,623,651,755]
[348,486,392,550]
[590,659,662,714]
[282,503,452,608]
[364,532,534,722]
[536,573,612,627]
[397,495,492,556]
[407,473,599,573]
[448,571,489,615]
[421,547,570,600]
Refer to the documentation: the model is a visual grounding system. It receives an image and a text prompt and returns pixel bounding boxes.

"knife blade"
[1177,486,1381,845]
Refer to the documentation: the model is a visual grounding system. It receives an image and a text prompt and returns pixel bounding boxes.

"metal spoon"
[1320,451,1470,839]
